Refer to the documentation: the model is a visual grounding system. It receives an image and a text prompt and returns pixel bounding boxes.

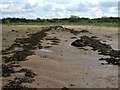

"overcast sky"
[0,0,119,19]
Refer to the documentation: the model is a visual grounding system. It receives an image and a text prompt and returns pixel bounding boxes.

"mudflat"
[2,25,119,88]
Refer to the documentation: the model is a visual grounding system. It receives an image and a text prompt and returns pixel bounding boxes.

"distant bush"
[5,20,10,25]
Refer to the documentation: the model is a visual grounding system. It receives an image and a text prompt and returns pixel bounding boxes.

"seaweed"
[71,36,120,66]
[2,64,15,77]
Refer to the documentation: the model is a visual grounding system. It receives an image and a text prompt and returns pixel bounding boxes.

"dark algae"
[2,26,82,89]
[71,36,120,66]
[2,26,53,89]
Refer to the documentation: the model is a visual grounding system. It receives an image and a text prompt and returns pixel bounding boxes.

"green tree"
[5,20,10,25]
[69,15,79,22]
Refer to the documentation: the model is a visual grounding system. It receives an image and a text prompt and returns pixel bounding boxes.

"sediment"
[2,26,82,89]
[71,36,120,66]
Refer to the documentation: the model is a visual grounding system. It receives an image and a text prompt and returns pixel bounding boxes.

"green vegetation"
[4,19,10,25]
[1,16,119,27]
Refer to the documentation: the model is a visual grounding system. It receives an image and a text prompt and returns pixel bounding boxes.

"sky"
[0,0,119,19]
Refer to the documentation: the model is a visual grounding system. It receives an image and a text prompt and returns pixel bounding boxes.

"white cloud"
[0,0,119,19]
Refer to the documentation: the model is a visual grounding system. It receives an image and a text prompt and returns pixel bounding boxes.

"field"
[1,25,119,89]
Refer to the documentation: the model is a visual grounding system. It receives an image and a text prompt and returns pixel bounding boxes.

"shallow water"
[40,48,53,53]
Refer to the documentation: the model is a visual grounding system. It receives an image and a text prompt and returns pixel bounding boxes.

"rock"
[80,29,89,33]
[25,69,36,78]
[70,84,75,86]
[19,68,29,73]
[2,64,15,77]
[71,39,84,47]
[70,37,77,39]
[11,30,16,32]
[61,87,69,90]
[2,77,35,90]
[91,36,98,38]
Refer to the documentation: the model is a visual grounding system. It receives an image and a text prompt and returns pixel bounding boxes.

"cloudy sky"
[0,0,119,19]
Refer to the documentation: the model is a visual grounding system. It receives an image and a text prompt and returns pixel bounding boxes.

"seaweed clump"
[71,36,120,66]
[2,77,37,90]
[2,26,53,89]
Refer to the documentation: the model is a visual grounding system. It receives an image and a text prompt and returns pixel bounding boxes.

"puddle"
[91,56,110,68]
[91,62,102,68]
[40,48,53,53]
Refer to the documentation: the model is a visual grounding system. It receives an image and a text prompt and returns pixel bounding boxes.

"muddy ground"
[1,25,119,88]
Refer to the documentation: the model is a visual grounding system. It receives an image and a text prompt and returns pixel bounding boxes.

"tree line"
[1,16,119,24]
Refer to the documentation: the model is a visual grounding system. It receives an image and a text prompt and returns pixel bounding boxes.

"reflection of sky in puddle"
[40,48,53,53]
[91,62,102,68]
[82,51,110,68]
[91,55,109,68]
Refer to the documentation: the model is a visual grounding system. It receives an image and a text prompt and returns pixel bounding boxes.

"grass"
[1,21,118,27]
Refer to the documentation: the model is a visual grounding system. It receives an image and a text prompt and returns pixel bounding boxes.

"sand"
[2,25,119,88]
